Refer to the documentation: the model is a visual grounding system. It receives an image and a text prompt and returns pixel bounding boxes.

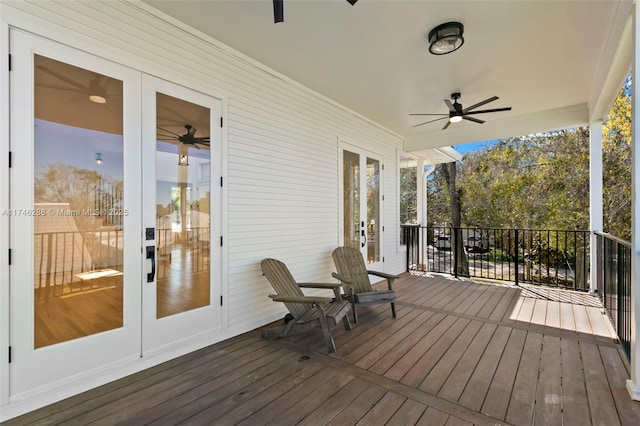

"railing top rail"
[400,225,589,233]
[594,231,631,248]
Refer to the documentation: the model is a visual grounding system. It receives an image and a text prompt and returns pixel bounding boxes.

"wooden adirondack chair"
[331,246,400,323]
[260,258,352,353]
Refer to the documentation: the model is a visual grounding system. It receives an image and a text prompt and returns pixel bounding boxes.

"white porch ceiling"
[143,0,633,156]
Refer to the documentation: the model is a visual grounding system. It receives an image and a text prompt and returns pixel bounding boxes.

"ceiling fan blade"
[36,84,86,95]
[158,107,193,125]
[463,96,499,113]
[442,121,451,130]
[36,65,88,92]
[274,0,284,23]
[463,116,485,124]
[346,0,358,4]
[409,113,448,116]
[444,99,457,113]
[412,117,447,128]
[465,107,512,115]
[157,126,182,137]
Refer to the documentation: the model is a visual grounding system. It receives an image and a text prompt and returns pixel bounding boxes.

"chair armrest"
[298,282,346,301]
[367,270,400,291]
[367,270,401,280]
[331,272,354,284]
[298,282,344,289]
[268,294,333,305]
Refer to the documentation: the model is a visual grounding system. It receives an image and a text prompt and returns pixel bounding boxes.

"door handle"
[146,246,156,283]
[361,229,367,248]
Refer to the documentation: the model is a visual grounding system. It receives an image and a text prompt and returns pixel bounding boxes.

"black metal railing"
[403,225,590,291]
[595,232,631,361]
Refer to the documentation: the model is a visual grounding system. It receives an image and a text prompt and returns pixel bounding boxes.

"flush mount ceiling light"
[428,22,464,55]
[88,78,107,104]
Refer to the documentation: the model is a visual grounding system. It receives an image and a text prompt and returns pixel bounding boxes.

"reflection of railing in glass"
[156,227,210,279]
[94,177,124,227]
[34,230,123,300]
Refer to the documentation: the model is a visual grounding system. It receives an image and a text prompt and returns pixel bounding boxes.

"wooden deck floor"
[4,272,640,425]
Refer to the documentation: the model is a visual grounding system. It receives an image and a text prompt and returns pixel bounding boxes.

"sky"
[454,139,499,155]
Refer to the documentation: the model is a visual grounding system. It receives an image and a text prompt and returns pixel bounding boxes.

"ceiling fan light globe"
[89,94,107,104]
[449,115,463,123]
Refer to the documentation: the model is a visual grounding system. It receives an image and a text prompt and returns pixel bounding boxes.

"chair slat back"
[332,246,373,295]
[261,258,311,320]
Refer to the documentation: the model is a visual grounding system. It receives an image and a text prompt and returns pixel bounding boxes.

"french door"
[8,30,222,397]
[341,144,383,269]
[141,76,221,353]
[9,31,143,396]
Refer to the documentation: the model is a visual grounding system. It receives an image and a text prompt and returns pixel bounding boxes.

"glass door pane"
[33,55,124,348]
[343,150,360,251]
[155,94,211,318]
[366,157,380,264]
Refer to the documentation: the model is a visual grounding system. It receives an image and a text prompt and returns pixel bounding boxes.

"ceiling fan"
[36,64,116,105]
[410,92,512,130]
[157,124,210,149]
[273,0,358,23]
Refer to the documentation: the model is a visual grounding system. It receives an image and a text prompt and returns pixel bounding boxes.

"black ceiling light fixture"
[274,0,358,23]
[428,22,464,55]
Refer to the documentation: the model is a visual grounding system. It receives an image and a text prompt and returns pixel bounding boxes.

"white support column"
[589,120,603,294]
[419,159,427,227]
[628,3,640,401]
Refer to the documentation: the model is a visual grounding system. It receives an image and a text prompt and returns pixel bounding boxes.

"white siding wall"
[0,0,405,341]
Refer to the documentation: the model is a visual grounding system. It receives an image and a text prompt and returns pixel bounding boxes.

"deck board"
[386,398,427,426]
[505,332,543,425]
[418,320,484,394]
[3,273,638,426]
[456,325,511,411]
[560,338,591,425]
[436,322,498,403]
[325,386,387,426]
[416,407,451,426]
[368,312,447,375]
[534,335,563,425]
[353,392,406,425]
[353,310,436,369]
[582,342,623,425]
[479,327,525,419]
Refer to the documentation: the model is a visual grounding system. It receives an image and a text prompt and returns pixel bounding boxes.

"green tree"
[455,129,590,230]
[603,74,632,241]
[35,163,123,230]
[439,162,469,276]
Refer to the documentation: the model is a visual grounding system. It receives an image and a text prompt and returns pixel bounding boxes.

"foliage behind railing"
[402,225,590,291]
[595,232,631,361]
